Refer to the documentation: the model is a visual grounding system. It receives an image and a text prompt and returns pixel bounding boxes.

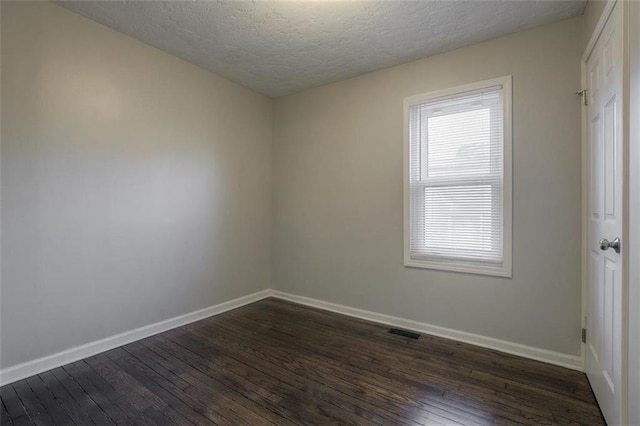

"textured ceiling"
[55,1,587,98]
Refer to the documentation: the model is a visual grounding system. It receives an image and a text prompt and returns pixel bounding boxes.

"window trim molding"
[403,76,513,278]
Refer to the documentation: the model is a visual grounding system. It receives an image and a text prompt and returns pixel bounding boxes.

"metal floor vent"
[388,328,420,339]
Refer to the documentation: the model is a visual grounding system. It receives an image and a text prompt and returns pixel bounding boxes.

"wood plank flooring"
[1,298,605,425]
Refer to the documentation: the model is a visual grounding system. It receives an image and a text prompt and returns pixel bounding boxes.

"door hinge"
[581,328,587,343]
[577,90,588,106]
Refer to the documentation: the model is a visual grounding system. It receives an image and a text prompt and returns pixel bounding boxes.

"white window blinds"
[405,77,511,276]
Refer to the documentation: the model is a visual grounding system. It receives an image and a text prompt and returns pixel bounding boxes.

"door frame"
[627,0,640,423]
[580,0,630,422]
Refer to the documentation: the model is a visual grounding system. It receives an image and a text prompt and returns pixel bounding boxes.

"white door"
[585,2,625,425]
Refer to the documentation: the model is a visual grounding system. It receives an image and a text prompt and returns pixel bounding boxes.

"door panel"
[588,252,601,361]
[604,95,616,218]
[591,116,602,218]
[603,256,615,389]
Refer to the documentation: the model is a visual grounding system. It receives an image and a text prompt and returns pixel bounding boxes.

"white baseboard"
[270,290,584,372]
[0,289,272,386]
[0,287,583,387]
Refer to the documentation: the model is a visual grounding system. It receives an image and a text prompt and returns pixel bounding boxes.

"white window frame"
[403,76,513,277]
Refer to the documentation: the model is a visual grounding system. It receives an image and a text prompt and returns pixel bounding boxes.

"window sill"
[404,258,512,278]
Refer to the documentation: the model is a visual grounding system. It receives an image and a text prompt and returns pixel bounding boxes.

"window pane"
[423,184,501,260]
[426,108,492,178]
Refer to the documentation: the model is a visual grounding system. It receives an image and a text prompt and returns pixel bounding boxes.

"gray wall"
[1,1,588,371]
[583,0,608,49]
[272,17,584,355]
[1,1,272,368]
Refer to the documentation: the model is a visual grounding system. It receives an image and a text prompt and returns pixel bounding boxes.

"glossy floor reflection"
[0,298,605,425]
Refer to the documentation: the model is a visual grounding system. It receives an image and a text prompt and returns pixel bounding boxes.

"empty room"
[1,0,639,424]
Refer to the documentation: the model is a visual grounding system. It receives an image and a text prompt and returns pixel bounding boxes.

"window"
[403,76,512,277]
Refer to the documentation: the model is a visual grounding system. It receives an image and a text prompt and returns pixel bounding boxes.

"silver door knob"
[599,237,621,253]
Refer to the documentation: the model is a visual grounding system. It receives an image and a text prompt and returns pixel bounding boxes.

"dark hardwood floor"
[1,298,604,425]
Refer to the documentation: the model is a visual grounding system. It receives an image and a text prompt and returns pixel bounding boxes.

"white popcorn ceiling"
[55,1,586,98]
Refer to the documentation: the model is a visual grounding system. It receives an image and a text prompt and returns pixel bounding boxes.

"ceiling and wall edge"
[53,0,588,98]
